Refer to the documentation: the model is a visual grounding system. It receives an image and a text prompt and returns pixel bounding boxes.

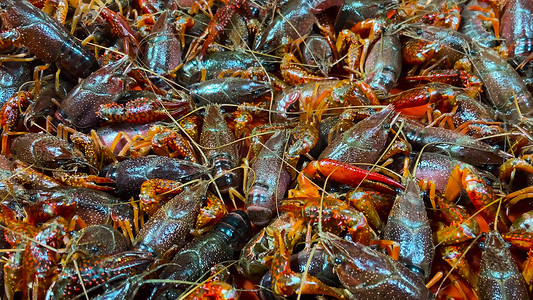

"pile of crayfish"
[2,0,533,298]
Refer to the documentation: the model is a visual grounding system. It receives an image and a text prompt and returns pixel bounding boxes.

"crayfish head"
[481,230,509,250]
[0,0,19,27]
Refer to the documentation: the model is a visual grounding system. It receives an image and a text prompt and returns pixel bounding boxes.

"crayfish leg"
[370,239,401,260]
[507,186,533,206]
[270,230,351,299]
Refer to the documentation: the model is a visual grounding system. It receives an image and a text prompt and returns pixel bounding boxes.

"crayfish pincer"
[133,181,209,257]
[0,0,97,78]
[10,132,88,169]
[105,156,209,198]
[253,0,344,53]
[152,210,253,298]
[47,251,155,299]
[322,233,434,299]
[55,58,130,129]
[319,105,395,164]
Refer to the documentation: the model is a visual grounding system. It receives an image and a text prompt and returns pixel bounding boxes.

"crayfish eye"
[383,124,390,129]
[0,3,6,9]
[526,158,532,165]
[334,257,343,265]
[416,29,423,35]
[91,246,99,253]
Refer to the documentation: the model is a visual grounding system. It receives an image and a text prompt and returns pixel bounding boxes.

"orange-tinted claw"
[441,245,479,288]
[500,155,533,181]
[445,163,501,227]
[55,173,115,191]
[195,193,227,232]
[139,179,184,215]
[99,8,141,56]
[97,98,192,124]
[185,280,239,300]
[280,197,375,244]
[152,129,198,163]
[501,231,533,251]
[303,159,404,191]
[186,0,247,61]
[79,175,115,191]
[42,0,68,24]
[402,39,440,65]
[354,81,380,105]
[436,221,480,245]
[389,83,457,111]
[403,70,483,97]
[435,195,480,245]
[179,115,200,141]
[84,175,115,183]
[0,91,32,131]
[280,53,336,85]
[346,188,395,229]
[336,29,363,71]
[288,171,321,198]
[271,230,351,299]
[13,162,62,188]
